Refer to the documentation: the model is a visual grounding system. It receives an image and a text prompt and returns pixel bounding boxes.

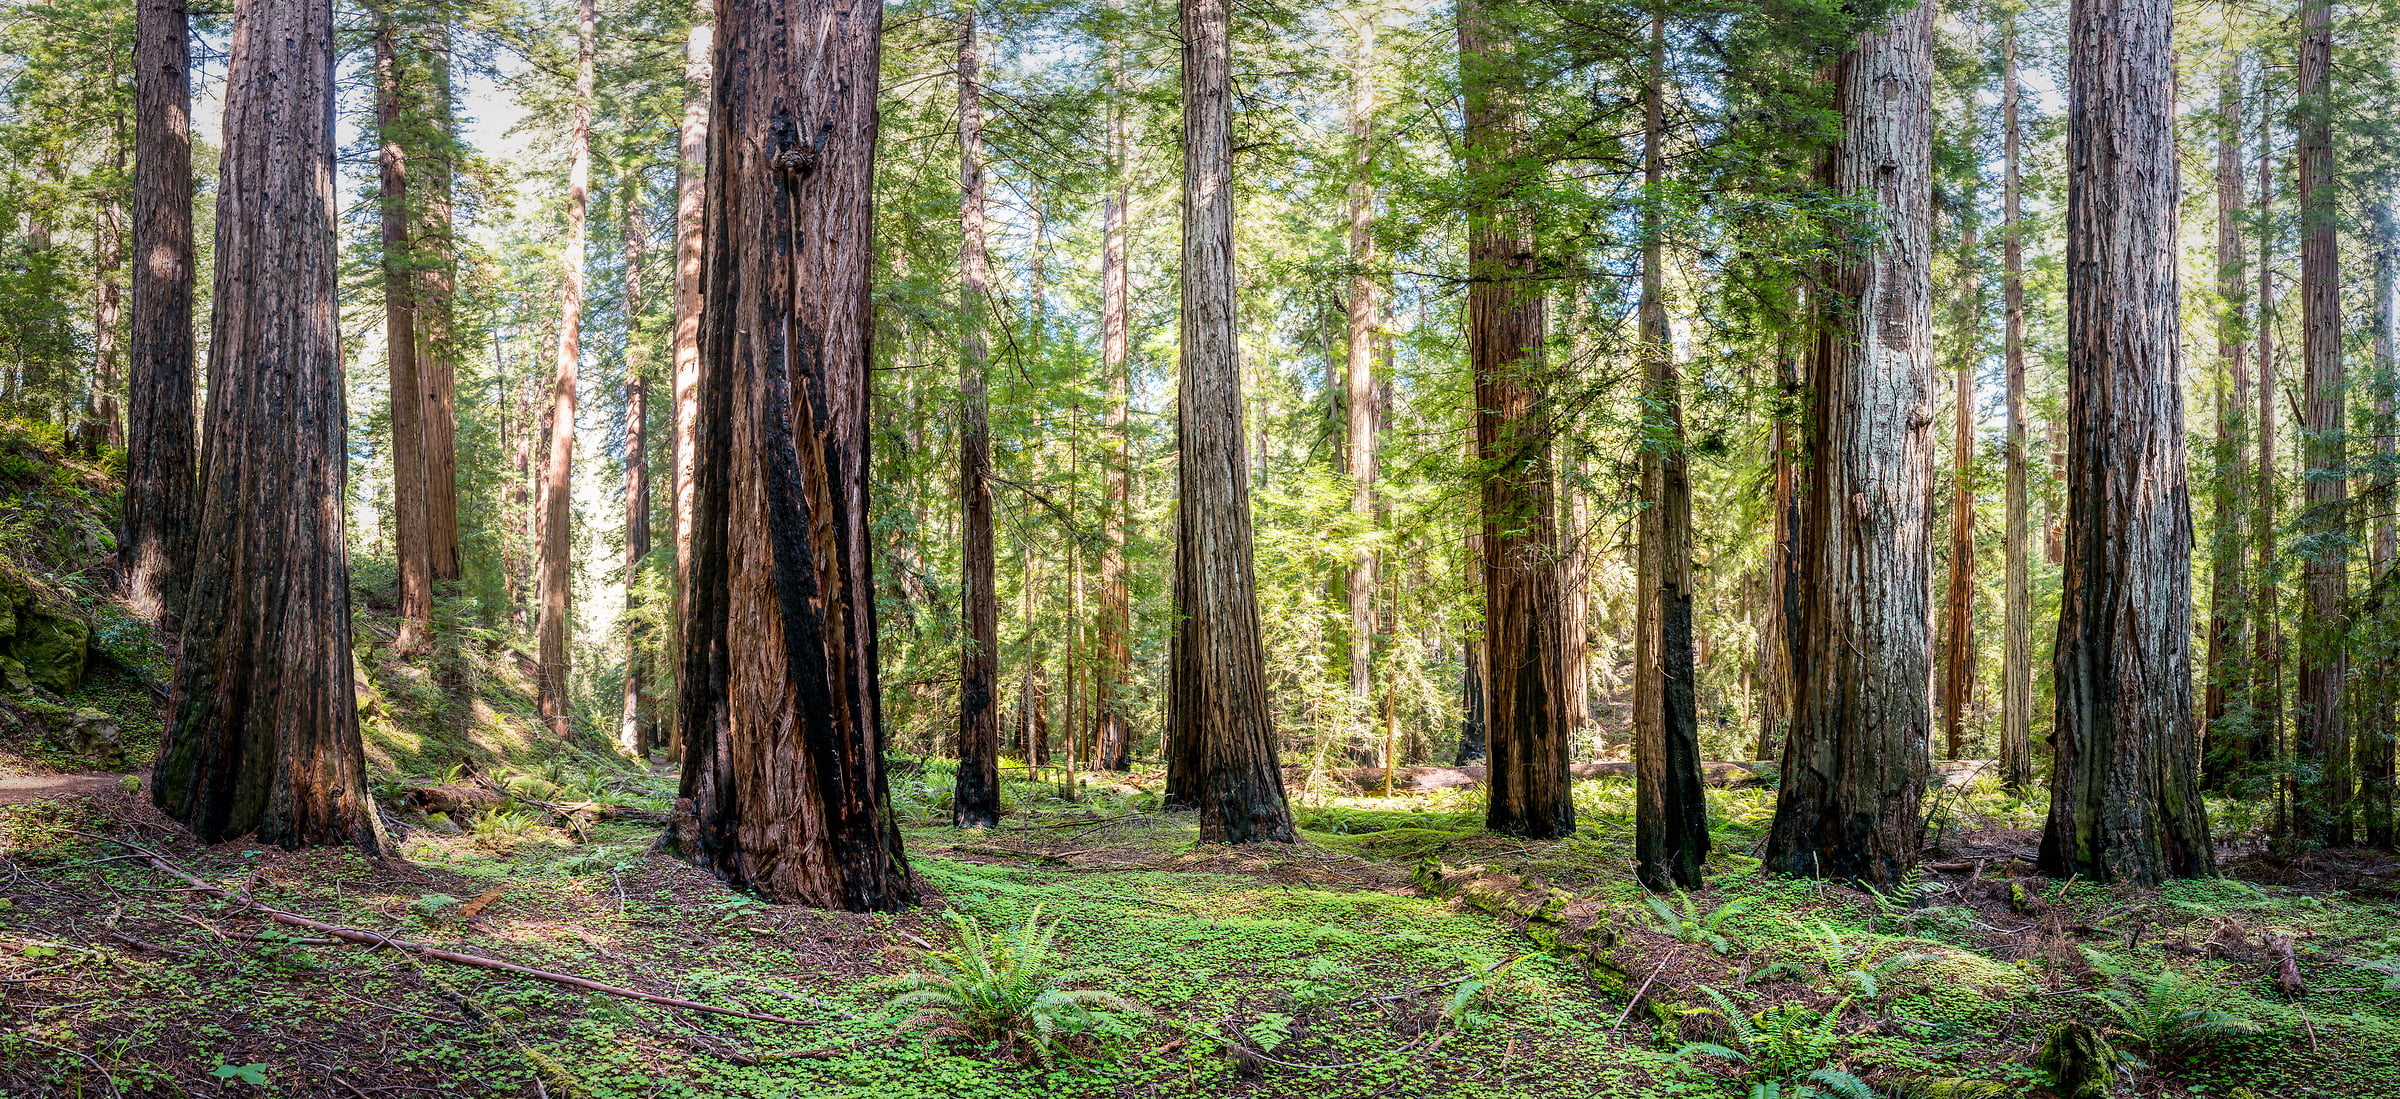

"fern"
[2078,954,2263,1064]
[1646,891,1755,954]
[878,905,1141,1065]
[1680,986,1866,1097]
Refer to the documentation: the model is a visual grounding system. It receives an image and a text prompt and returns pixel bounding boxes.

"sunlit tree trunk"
[539,0,595,738]
[1092,19,1133,771]
[415,14,462,613]
[2293,0,2348,847]
[2254,83,2283,814]
[90,193,124,453]
[673,0,914,910]
[1342,4,1380,766]
[1999,15,2032,793]
[953,5,1000,829]
[668,22,708,764]
[1759,336,1802,763]
[1163,0,1296,843]
[376,9,431,654]
[2205,55,2253,791]
[1941,169,1978,763]
[123,0,196,623]
[1461,0,1570,840]
[151,0,381,855]
[1633,10,1705,889]
[620,182,653,757]
[2039,0,2215,883]
[1763,0,1933,885]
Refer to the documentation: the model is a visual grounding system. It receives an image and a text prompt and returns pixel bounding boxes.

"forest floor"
[5,749,2400,1098]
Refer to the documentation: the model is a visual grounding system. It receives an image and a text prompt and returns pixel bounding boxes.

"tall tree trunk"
[2294,0,2348,847]
[953,5,1000,829]
[1456,490,1487,765]
[540,0,595,738]
[1761,0,1933,886]
[668,22,708,764]
[1093,9,1133,773]
[1461,0,1571,840]
[2365,197,2397,850]
[1343,4,1380,766]
[620,181,652,757]
[1759,336,1803,763]
[1999,16,2032,793]
[1163,0,1295,844]
[415,12,462,601]
[377,9,432,654]
[123,0,196,624]
[1633,10,1706,890]
[90,194,124,453]
[2254,82,2283,811]
[673,0,914,910]
[1941,169,1979,763]
[2039,0,2215,883]
[151,0,380,855]
[2205,54,2253,791]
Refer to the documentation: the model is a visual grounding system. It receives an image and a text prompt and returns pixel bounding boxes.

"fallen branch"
[64,830,816,1028]
[1612,956,1671,1032]
[2268,934,2306,999]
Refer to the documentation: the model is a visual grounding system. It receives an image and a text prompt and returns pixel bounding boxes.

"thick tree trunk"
[151,0,380,855]
[2000,16,2032,793]
[2038,0,2215,883]
[620,184,653,758]
[953,6,1001,829]
[673,0,914,910]
[1461,0,1571,840]
[1762,0,1933,886]
[2205,56,2253,791]
[1759,338,1803,763]
[2294,0,2348,847]
[539,0,594,738]
[1632,11,1706,891]
[1941,182,1978,763]
[1456,506,1487,765]
[1343,4,1380,766]
[1093,12,1133,773]
[414,18,462,600]
[123,0,196,623]
[1163,0,1295,843]
[2254,86,2283,810]
[668,23,708,764]
[376,11,432,654]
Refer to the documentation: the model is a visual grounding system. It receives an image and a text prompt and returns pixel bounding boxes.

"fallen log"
[64,830,817,1028]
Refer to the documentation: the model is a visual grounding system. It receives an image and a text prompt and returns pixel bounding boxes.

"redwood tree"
[1091,13,1133,773]
[953,4,1001,829]
[1762,0,1934,885]
[2293,0,2348,847]
[2038,0,2214,883]
[673,0,915,909]
[667,22,708,763]
[121,0,195,623]
[539,0,595,738]
[151,0,380,854]
[1999,11,2031,792]
[2204,54,2253,790]
[1163,0,1296,844]
[1462,0,1571,840]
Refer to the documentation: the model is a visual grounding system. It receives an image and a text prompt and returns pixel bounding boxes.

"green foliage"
[2079,952,2265,1066]
[1797,919,1934,1002]
[1646,891,1755,954]
[1680,986,1870,1098]
[879,905,1141,1066]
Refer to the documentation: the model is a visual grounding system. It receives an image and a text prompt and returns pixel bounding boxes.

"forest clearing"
[4,0,2400,1090]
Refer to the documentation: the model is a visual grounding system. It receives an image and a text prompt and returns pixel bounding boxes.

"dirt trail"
[0,770,126,807]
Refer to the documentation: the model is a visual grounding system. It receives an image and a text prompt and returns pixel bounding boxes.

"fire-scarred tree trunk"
[2039,0,2215,883]
[538,0,594,738]
[673,0,915,909]
[1999,13,2032,793]
[1941,167,1979,764]
[668,22,708,763]
[122,0,195,623]
[151,0,381,855]
[619,182,653,758]
[1342,3,1380,766]
[1093,7,1134,773]
[2294,0,2348,847]
[952,5,1000,830]
[1461,0,1570,840]
[1762,0,1933,885]
[1633,10,1706,890]
[2205,55,2253,791]
[1162,0,1296,844]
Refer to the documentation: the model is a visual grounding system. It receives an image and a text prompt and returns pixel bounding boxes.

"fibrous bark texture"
[2000,14,2032,793]
[124,0,196,624]
[1164,0,1296,844]
[668,23,709,763]
[2293,0,2348,847]
[620,185,653,757]
[1461,0,1571,841]
[1762,0,1933,886]
[673,0,915,909]
[2039,0,2215,883]
[1093,13,1133,773]
[1941,182,1979,763]
[1343,4,1380,765]
[151,0,381,855]
[1633,13,1705,891]
[953,5,1001,830]
[539,0,595,738]
[2204,55,2253,791]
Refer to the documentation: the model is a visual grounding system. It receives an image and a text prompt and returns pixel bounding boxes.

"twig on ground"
[13,1035,120,1099]
[1612,956,1671,1032]
[62,830,820,1028]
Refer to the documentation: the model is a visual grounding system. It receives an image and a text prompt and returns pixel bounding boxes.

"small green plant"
[1646,891,1754,954]
[467,807,543,849]
[210,1062,270,1087]
[1680,987,1870,1098]
[1436,952,1532,1033]
[879,905,1139,1065]
[2079,953,2263,1067]
[408,893,461,925]
[1798,919,1934,1001]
